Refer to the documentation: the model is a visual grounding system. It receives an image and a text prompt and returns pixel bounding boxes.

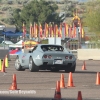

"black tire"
[15,56,25,71]
[29,57,39,72]
[71,65,76,73]
[65,68,70,73]
[65,63,76,73]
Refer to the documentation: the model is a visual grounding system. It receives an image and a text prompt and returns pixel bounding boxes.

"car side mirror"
[29,50,32,53]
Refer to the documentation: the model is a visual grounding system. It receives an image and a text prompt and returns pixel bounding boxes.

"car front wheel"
[15,56,25,71]
[29,57,39,72]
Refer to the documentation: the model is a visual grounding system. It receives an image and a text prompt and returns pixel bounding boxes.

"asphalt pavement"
[0,60,100,100]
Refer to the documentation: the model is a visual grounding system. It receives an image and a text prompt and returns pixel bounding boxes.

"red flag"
[49,24,54,37]
[80,22,83,38]
[46,23,49,37]
[73,26,76,38]
[49,24,53,37]
[68,25,72,38]
[30,23,32,38]
[44,23,49,37]
[33,22,35,38]
[64,23,68,37]
[55,24,58,37]
[36,24,38,38]
[31,26,34,38]
[58,24,62,37]
[39,23,43,38]
[22,23,26,38]
[34,23,38,38]
[44,23,46,37]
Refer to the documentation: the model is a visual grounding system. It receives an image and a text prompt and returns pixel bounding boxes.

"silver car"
[15,44,76,72]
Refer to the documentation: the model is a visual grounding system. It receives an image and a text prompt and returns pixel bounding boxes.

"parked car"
[15,44,76,72]
[2,40,14,45]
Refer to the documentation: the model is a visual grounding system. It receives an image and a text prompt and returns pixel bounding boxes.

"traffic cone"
[53,81,61,100]
[5,55,9,68]
[1,59,5,72]
[96,72,100,85]
[9,74,18,90]
[60,74,65,88]
[67,72,75,87]
[82,61,86,70]
[77,91,82,100]
[0,59,2,71]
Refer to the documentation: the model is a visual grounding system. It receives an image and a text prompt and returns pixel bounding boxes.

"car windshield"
[41,45,64,52]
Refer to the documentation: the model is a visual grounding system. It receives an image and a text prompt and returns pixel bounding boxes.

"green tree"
[12,0,64,32]
[83,0,100,34]
[0,0,2,3]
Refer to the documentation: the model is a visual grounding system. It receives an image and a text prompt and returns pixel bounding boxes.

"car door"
[23,45,38,67]
[21,53,27,66]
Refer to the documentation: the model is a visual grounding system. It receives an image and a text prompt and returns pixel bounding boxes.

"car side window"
[41,46,48,52]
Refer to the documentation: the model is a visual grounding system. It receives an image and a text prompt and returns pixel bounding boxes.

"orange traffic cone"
[96,72,100,85]
[54,81,61,100]
[9,74,18,90]
[82,61,86,70]
[1,59,5,72]
[67,72,75,87]
[60,74,65,88]
[77,91,82,100]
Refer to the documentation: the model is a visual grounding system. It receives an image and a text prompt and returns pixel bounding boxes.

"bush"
[7,0,13,5]
[2,18,15,25]
[2,6,11,11]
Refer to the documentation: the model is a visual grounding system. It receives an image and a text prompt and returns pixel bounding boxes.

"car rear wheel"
[71,65,76,73]
[15,56,25,71]
[29,57,39,72]
[65,63,76,73]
